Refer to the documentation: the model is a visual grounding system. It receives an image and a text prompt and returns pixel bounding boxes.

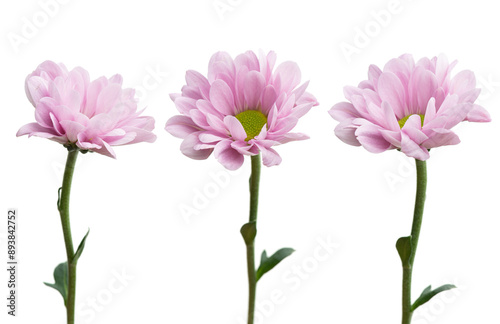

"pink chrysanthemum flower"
[166,50,318,170]
[17,60,157,158]
[330,54,491,160]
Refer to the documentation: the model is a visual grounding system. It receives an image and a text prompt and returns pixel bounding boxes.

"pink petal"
[234,66,249,113]
[268,106,278,130]
[295,91,318,106]
[276,132,309,144]
[291,102,315,119]
[450,70,476,95]
[260,85,277,115]
[59,120,85,143]
[210,80,235,115]
[270,116,298,135]
[16,122,58,138]
[181,85,203,100]
[76,133,102,150]
[244,71,266,109]
[96,83,122,114]
[109,74,123,85]
[208,52,235,83]
[224,115,246,141]
[254,124,268,140]
[381,101,400,131]
[102,131,136,146]
[205,113,228,134]
[334,119,360,146]
[401,115,428,144]
[422,128,460,149]
[466,104,491,122]
[423,98,437,125]
[234,51,260,71]
[259,50,277,82]
[25,76,49,106]
[365,102,386,128]
[355,121,392,153]
[434,88,446,109]
[124,115,153,130]
[277,94,295,117]
[231,140,254,155]
[458,88,480,103]
[401,133,430,160]
[343,86,363,101]
[87,113,114,135]
[329,102,359,121]
[83,76,107,117]
[378,72,407,118]
[186,70,210,100]
[408,67,438,115]
[48,112,64,135]
[189,109,210,128]
[214,139,244,170]
[435,54,450,85]
[119,127,156,145]
[380,129,402,147]
[165,115,201,138]
[174,97,197,115]
[383,58,411,86]
[34,98,57,128]
[368,64,382,86]
[36,61,67,78]
[196,100,223,119]
[92,139,117,158]
[199,131,226,143]
[256,145,282,167]
[443,103,473,129]
[291,81,309,102]
[273,61,301,93]
[181,132,213,160]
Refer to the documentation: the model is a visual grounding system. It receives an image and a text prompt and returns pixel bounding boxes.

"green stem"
[402,159,427,324]
[58,149,79,324]
[246,154,261,324]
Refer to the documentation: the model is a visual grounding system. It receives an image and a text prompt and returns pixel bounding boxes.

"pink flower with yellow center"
[330,54,490,160]
[166,50,318,170]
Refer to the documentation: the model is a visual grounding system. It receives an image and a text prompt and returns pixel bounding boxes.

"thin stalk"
[58,149,79,324]
[246,154,261,324]
[401,159,427,324]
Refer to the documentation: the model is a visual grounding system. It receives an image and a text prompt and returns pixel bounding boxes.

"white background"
[1,0,499,323]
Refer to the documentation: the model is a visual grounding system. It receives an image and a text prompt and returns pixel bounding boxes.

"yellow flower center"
[398,114,425,129]
[235,110,267,141]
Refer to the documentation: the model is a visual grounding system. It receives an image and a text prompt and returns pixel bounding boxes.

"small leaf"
[240,222,256,245]
[44,262,69,305]
[72,229,90,264]
[411,284,456,311]
[256,248,295,282]
[396,236,412,268]
[57,187,62,211]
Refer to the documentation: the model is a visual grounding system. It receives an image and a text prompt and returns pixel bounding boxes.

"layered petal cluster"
[166,50,318,170]
[18,61,156,157]
[330,54,490,160]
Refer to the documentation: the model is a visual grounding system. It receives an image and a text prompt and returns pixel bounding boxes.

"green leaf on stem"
[396,236,413,268]
[240,221,257,245]
[57,187,62,211]
[411,284,456,311]
[256,248,295,282]
[72,229,90,264]
[44,262,69,305]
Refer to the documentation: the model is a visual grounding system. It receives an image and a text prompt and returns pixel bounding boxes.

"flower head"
[330,54,490,160]
[18,60,157,158]
[166,50,318,170]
